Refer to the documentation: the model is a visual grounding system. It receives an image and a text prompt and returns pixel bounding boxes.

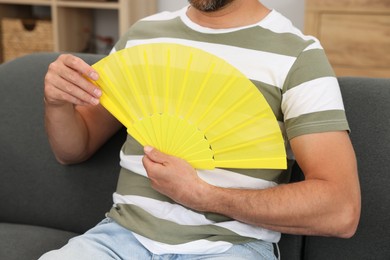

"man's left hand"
[142,146,210,210]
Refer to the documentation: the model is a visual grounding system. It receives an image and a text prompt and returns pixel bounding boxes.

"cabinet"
[305,0,390,78]
[0,0,157,62]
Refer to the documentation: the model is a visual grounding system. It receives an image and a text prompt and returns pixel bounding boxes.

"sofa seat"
[1,53,389,260]
[0,223,77,259]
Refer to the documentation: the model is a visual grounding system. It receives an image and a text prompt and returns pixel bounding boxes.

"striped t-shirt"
[106,6,349,255]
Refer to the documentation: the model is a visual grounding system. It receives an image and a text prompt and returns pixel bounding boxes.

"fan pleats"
[92,43,287,169]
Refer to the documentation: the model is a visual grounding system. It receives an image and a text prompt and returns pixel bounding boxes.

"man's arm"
[142,130,361,238]
[44,54,122,164]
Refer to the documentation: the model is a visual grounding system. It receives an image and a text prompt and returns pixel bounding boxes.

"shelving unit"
[305,0,390,78]
[0,0,157,62]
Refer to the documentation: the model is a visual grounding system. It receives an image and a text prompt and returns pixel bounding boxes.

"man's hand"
[44,54,102,106]
[44,54,122,164]
[142,146,210,210]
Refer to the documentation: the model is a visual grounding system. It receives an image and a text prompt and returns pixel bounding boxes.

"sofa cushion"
[278,234,303,260]
[0,223,78,260]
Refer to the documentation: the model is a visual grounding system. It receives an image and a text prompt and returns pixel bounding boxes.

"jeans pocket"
[243,240,276,259]
[96,217,114,226]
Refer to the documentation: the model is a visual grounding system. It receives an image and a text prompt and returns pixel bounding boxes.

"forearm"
[143,132,361,239]
[144,146,357,237]
[200,178,359,238]
[45,102,90,164]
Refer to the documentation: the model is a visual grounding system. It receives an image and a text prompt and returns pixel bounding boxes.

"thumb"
[144,146,169,164]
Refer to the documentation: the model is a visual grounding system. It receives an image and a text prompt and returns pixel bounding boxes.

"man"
[40,0,361,259]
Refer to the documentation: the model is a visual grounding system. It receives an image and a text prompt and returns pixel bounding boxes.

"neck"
[186,0,270,29]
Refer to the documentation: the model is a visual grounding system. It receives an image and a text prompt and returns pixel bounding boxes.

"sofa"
[0,52,389,260]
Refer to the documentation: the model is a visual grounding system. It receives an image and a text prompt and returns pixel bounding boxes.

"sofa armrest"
[0,53,126,233]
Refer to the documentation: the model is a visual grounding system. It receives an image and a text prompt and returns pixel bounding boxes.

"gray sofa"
[0,53,389,260]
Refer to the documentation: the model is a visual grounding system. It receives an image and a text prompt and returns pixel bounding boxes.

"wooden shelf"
[0,0,157,62]
[0,0,50,5]
[57,1,119,9]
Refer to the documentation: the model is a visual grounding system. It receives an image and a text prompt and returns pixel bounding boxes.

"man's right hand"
[44,54,102,107]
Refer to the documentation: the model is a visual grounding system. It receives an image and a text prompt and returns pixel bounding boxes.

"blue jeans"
[39,218,277,260]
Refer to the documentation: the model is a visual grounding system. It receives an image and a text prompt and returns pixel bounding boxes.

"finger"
[142,153,166,179]
[45,68,100,106]
[142,154,154,172]
[61,54,99,81]
[47,86,91,106]
[46,56,102,104]
[59,65,101,101]
[144,146,170,165]
[45,80,94,106]
[57,76,100,105]
[55,58,102,99]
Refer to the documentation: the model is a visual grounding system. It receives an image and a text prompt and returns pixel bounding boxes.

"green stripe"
[121,135,143,155]
[116,169,166,200]
[285,110,350,139]
[108,203,256,245]
[252,80,283,121]
[283,49,335,91]
[119,18,314,57]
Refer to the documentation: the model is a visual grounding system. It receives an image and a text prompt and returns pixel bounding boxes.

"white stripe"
[303,40,323,51]
[144,6,276,34]
[123,38,295,88]
[215,221,280,242]
[141,9,183,22]
[260,10,323,51]
[133,233,233,255]
[120,152,277,189]
[282,77,345,120]
[197,169,277,189]
[113,193,280,242]
[179,6,271,34]
[119,154,147,176]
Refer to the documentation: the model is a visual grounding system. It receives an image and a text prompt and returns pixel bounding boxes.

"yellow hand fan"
[92,43,286,170]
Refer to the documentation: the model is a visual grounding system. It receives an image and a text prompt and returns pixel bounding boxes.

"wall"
[261,0,304,30]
